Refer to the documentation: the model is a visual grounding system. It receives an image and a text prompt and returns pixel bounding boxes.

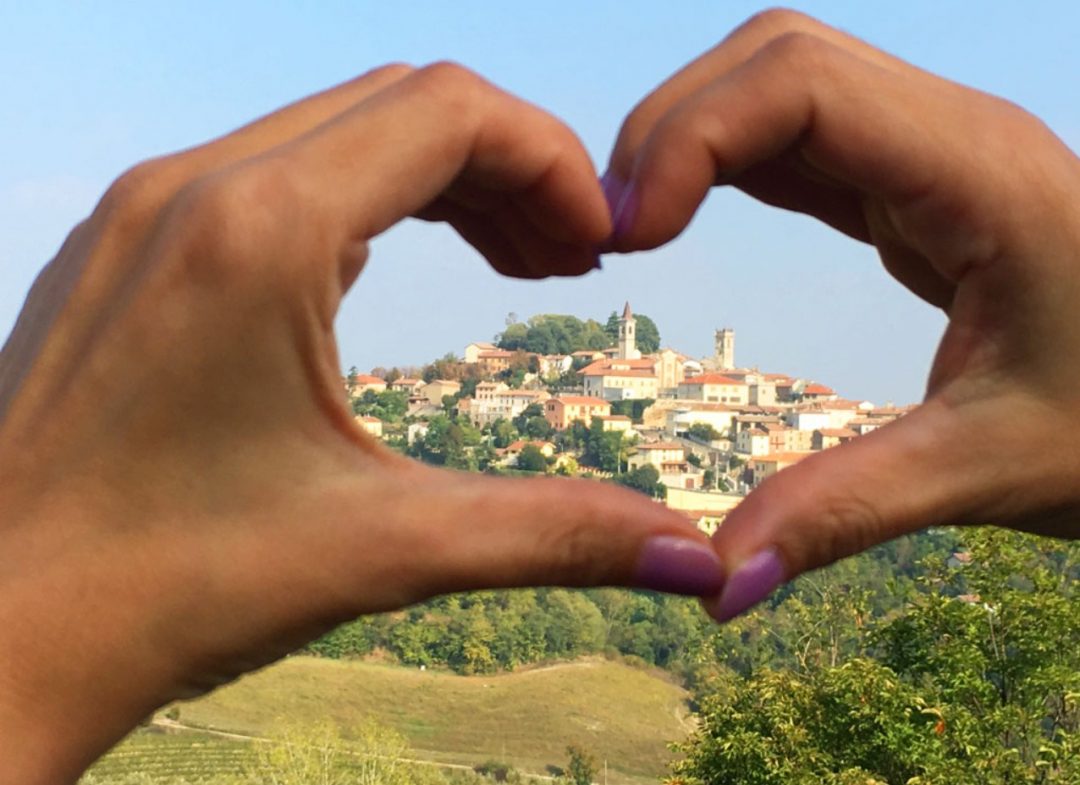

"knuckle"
[167,162,300,279]
[95,159,175,231]
[412,60,486,103]
[763,30,833,71]
[362,61,415,82]
[812,491,887,567]
[740,7,815,38]
[540,520,609,585]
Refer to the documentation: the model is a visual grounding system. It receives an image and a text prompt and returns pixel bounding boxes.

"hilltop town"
[344,303,914,532]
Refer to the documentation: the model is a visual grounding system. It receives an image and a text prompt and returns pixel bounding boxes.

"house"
[420,379,462,406]
[389,377,424,397]
[667,404,738,439]
[581,358,660,401]
[799,382,838,402]
[346,374,387,397]
[354,415,384,438]
[785,408,832,433]
[654,348,688,391]
[594,414,633,433]
[749,452,814,488]
[466,384,549,426]
[504,440,557,465]
[464,342,497,363]
[676,373,750,405]
[629,442,686,469]
[544,396,612,430]
[735,427,770,456]
[476,349,516,375]
[813,428,859,450]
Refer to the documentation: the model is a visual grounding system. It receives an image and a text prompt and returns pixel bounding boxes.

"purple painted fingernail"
[635,536,725,596]
[707,548,786,622]
[600,171,637,241]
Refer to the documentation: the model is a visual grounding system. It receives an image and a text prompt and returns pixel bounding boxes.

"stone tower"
[715,327,735,371]
[618,301,641,360]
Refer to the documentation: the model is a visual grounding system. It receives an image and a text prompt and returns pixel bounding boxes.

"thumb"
[386,466,726,602]
[702,399,984,622]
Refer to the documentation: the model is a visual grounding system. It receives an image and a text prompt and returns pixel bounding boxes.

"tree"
[671,529,1080,785]
[565,745,597,785]
[615,464,666,500]
[688,422,722,442]
[517,444,548,473]
[524,415,554,440]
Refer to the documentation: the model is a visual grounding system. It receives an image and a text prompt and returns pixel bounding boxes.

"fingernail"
[600,170,637,241]
[635,536,725,596]
[706,547,786,622]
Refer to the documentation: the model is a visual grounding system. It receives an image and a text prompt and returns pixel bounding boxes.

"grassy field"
[142,656,692,784]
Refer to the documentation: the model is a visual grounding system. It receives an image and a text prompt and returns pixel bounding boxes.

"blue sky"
[2,2,1078,403]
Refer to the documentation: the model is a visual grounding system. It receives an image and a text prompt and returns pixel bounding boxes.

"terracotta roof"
[478,349,515,359]
[584,368,657,378]
[622,301,633,319]
[802,383,836,395]
[357,415,381,423]
[392,377,422,385]
[681,373,748,386]
[353,374,387,386]
[549,396,610,407]
[636,442,685,451]
[507,440,554,452]
[816,428,859,438]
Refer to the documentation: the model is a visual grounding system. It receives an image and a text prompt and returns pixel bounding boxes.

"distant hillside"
[157,656,691,784]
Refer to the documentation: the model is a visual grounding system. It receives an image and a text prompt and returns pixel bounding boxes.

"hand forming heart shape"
[1,9,1078,783]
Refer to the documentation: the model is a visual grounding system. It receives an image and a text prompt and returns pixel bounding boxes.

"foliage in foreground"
[671,528,1080,785]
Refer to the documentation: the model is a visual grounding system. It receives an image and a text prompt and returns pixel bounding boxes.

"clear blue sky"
[3,2,1078,403]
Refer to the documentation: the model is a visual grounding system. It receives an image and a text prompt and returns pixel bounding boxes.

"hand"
[601,9,1080,620]
[0,64,724,784]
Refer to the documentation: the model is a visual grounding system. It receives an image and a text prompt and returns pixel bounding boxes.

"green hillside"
[140,656,691,784]
[95,660,682,781]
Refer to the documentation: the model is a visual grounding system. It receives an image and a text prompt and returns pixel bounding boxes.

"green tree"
[688,422,722,442]
[517,444,548,473]
[565,745,596,785]
[615,464,666,500]
[603,311,661,353]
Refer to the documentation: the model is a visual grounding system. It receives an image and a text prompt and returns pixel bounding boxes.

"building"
[466,384,549,426]
[464,342,497,363]
[389,377,424,397]
[800,382,838,402]
[676,373,750,405]
[544,396,612,430]
[813,428,859,450]
[629,442,686,469]
[617,301,641,360]
[715,328,735,371]
[654,348,688,392]
[735,427,771,456]
[354,415,384,438]
[749,452,814,488]
[420,379,462,406]
[594,414,634,433]
[581,358,660,401]
[346,374,387,397]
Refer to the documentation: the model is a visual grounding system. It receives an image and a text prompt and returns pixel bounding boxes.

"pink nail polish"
[600,171,637,241]
[707,548,786,622]
[635,536,725,596]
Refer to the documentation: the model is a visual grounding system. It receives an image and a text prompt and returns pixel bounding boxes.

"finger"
[728,159,871,243]
[699,393,1067,622]
[418,199,601,279]
[264,62,610,263]
[260,466,727,621]
[607,33,984,288]
[607,8,916,180]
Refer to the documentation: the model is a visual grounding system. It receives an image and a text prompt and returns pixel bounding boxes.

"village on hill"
[344,303,914,533]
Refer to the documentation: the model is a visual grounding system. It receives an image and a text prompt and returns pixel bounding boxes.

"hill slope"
[170,656,691,783]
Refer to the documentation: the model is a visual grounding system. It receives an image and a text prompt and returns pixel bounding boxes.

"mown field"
[87,657,692,785]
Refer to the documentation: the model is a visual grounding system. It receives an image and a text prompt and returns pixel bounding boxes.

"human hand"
[0,64,724,783]
[601,10,1080,620]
